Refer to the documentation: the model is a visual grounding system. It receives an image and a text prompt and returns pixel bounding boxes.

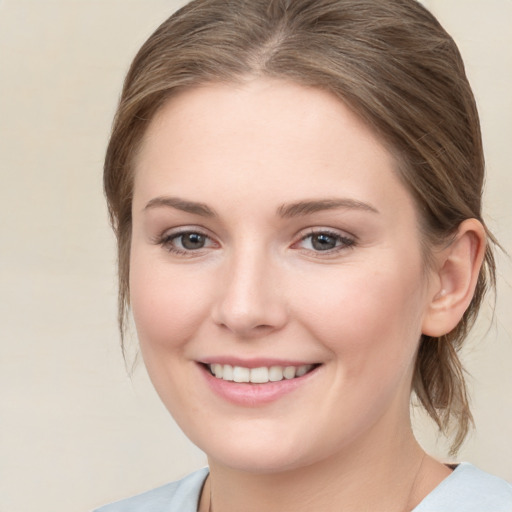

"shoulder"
[414,463,512,512]
[92,467,209,512]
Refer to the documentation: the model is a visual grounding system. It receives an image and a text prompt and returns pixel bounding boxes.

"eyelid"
[151,225,208,242]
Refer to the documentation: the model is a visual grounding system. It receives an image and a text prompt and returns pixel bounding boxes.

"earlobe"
[422,219,486,337]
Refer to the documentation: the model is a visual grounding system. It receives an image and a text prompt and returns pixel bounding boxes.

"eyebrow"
[277,198,379,218]
[144,196,379,218]
[144,196,216,217]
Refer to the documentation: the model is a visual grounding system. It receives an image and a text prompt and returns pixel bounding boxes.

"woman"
[96,0,512,510]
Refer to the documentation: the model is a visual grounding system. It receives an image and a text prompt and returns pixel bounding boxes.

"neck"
[203,421,443,512]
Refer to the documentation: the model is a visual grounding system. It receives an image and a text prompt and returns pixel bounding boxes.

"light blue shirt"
[94,463,512,511]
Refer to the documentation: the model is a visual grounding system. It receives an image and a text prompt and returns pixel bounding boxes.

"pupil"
[182,233,205,250]
[312,234,336,251]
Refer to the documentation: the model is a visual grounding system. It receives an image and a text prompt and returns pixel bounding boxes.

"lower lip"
[199,364,320,406]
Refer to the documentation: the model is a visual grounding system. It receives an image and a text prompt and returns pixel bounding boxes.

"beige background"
[0,1,510,511]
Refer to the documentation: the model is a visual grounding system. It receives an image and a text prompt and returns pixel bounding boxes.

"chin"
[187,420,336,475]
[207,445,312,475]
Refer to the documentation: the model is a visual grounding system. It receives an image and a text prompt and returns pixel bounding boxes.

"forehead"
[133,78,416,224]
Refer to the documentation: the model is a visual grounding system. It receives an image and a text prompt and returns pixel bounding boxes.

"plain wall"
[0,1,510,511]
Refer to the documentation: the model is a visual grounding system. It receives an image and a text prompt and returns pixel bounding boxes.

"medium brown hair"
[104,0,496,454]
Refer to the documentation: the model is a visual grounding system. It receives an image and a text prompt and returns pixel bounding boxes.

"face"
[130,79,437,473]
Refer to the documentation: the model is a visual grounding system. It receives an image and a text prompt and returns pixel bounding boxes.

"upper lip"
[198,357,319,368]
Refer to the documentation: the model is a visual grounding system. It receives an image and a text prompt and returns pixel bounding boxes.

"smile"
[207,363,316,383]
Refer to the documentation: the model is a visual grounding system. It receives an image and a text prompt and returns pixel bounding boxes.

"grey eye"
[310,233,339,251]
[180,232,207,250]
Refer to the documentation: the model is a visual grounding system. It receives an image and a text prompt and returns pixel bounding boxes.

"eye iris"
[181,233,206,250]
[312,233,337,251]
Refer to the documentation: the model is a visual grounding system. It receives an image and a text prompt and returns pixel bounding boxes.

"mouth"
[205,363,319,384]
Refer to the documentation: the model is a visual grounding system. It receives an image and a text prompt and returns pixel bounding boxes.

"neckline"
[411,462,471,511]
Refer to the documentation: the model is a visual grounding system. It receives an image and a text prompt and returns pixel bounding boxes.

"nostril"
[254,324,274,331]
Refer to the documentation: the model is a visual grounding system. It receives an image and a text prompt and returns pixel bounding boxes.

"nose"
[211,248,288,339]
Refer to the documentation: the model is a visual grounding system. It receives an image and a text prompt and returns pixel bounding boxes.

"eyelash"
[155,228,356,256]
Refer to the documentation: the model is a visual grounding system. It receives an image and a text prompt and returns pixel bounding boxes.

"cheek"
[129,252,211,352]
[294,260,426,372]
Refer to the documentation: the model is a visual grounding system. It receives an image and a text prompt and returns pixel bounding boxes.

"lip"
[197,360,321,407]
[199,356,316,369]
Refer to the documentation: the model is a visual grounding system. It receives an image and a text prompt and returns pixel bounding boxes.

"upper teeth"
[208,364,314,383]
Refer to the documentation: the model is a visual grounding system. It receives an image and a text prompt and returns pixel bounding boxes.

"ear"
[422,219,487,337]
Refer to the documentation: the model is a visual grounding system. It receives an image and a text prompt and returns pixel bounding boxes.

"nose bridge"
[212,240,287,337]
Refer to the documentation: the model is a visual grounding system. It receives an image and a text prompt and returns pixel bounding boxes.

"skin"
[129,78,484,512]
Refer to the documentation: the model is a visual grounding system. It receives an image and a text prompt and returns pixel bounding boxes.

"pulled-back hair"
[104,0,496,454]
